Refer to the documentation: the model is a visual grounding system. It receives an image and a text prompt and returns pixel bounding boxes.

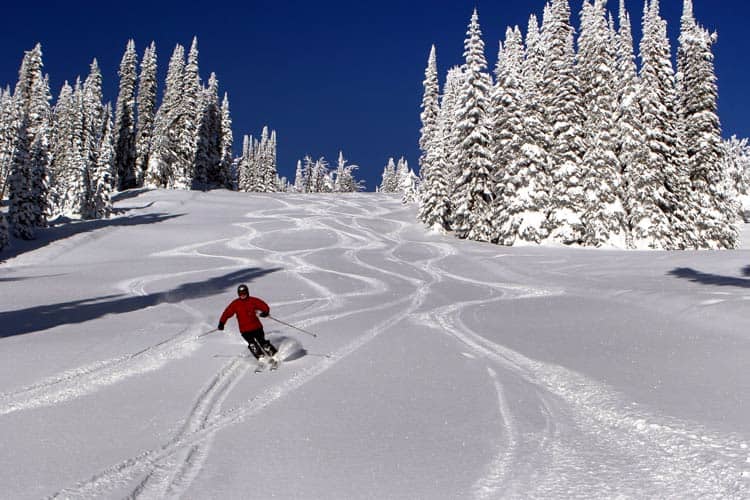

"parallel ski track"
[25,193,748,499]
[50,196,448,499]
[416,249,749,498]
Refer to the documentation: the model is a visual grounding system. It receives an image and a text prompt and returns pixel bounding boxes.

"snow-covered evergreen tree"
[312,156,332,193]
[0,87,17,201]
[0,212,8,251]
[28,116,51,228]
[491,26,530,244]
[264,130,279,192]
[379,158,398,193]
[397,157,420,203]
[429,66,464,231]
[9,44,52,236]
[147,44,185,188]
[676,0,738,248]
[83,59,105,174]
[577,0,628,248]
[613,0,648,249]
[219,93,233,189]
[251,129,268,192]
[722,136,750,218]
[418,52,456,229]
[293,159,305,192]
[195,72,222,190]
[451,9,495,242]
[135,42,157,187]
[8,113,35,239]
[495,13,553,245]
[417,45,442,220]
[113,39,138,190]
[76,59,106,217]
[638,0,693,249]
[49,81,75,213]
[237,135,251,191]
[333,151,364,192]
[90,104,114,218]
[172,37,201,190]
[542,0,586,244]
[236,127,278,192]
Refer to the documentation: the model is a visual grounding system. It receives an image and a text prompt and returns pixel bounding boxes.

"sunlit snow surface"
[1,189,748,499]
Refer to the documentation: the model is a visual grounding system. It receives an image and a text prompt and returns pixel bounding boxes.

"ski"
[212,353,272,372]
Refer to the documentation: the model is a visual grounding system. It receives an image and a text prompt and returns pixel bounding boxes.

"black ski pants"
[241,328,277,359]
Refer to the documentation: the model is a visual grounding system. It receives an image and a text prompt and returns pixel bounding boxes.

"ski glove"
[218,322,225,331]
[259,311,269,318]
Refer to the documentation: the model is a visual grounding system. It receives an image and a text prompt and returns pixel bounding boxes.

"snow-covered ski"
[255,357,279,373]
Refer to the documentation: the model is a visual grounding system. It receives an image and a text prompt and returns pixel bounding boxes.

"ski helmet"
[237,284,249,296]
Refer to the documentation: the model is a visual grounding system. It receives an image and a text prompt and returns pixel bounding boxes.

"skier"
[218,284,279,369]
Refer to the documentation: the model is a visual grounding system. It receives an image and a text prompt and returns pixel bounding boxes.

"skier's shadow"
[668,266,750,288]
[0,267,282,339]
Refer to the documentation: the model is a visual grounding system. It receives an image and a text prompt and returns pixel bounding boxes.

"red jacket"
[219,296,270,333]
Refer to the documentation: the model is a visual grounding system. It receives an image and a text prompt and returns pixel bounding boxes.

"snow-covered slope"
[1,189,748,499]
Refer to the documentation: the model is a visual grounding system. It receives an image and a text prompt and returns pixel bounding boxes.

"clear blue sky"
[1,0,748,191]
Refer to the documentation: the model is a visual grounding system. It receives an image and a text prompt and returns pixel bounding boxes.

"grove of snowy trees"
[0,39,236,249]
[291,151,365,193]
[0,38,297,251]
[377,157,420,202]
[417,0,745,250]
[0,37,378,251]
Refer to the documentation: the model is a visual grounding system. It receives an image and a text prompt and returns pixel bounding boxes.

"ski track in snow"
[417,260,750,498]
[17,193,747,499]
[0,243,240,416]
[472,367,519,500]
[49,196,448,499]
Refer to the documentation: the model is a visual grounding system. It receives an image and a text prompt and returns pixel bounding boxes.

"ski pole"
[268,316,318,338]
[196,328,218,339]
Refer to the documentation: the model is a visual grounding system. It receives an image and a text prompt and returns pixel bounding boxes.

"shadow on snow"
[0,267,282,339]
[668,266,750,289]
[0,210,182,264]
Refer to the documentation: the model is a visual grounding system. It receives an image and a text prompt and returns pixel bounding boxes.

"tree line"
[0,38,360,251]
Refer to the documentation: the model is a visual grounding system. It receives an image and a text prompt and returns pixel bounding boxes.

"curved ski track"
[47,196,450,499]
[416,250,750,498]
[6,193,745,499]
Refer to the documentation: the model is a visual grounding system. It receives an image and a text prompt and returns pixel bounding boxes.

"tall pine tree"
[428,66,464,231]
[417,45,445,228]
[677,0,738,248]
[0,87,16,201]
[219,93,233,189]
[195,72,222,190]
[147,44,185,188]
[542,0,586,244]
[451,9,494,242]
[578,0,628,247]
[9,44,51,238]
[135,42,157,187]
[113,39,138,190]
[614,0,650,249]
[491,26,533,244]
[91,104,114,218]
[639,0,691,249]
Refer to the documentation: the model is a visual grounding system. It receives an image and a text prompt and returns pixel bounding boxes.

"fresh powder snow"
[0,189,749,499]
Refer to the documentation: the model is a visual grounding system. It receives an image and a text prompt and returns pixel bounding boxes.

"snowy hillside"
[1,189,749,499]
